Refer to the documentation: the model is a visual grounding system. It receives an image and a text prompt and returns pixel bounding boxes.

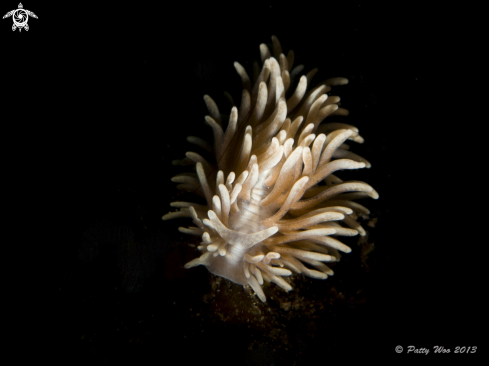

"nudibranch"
[163,36,378,302]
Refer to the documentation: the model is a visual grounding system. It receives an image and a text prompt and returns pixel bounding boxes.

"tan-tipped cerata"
[163,36,378,302]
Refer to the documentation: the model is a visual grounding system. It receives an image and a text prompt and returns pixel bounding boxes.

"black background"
[2,1,480,363]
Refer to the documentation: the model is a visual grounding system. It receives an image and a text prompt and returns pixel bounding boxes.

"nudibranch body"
[163,36,378,302]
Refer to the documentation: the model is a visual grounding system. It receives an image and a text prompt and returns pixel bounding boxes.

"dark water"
[4,2,477,364]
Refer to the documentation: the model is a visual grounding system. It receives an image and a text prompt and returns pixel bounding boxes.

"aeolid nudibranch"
[163,36,378,302]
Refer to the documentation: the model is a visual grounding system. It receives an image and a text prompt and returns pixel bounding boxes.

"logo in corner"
[3,3,37,32]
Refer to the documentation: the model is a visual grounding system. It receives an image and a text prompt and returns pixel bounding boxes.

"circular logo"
[395,345,403,353]
[13,9,28,27]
